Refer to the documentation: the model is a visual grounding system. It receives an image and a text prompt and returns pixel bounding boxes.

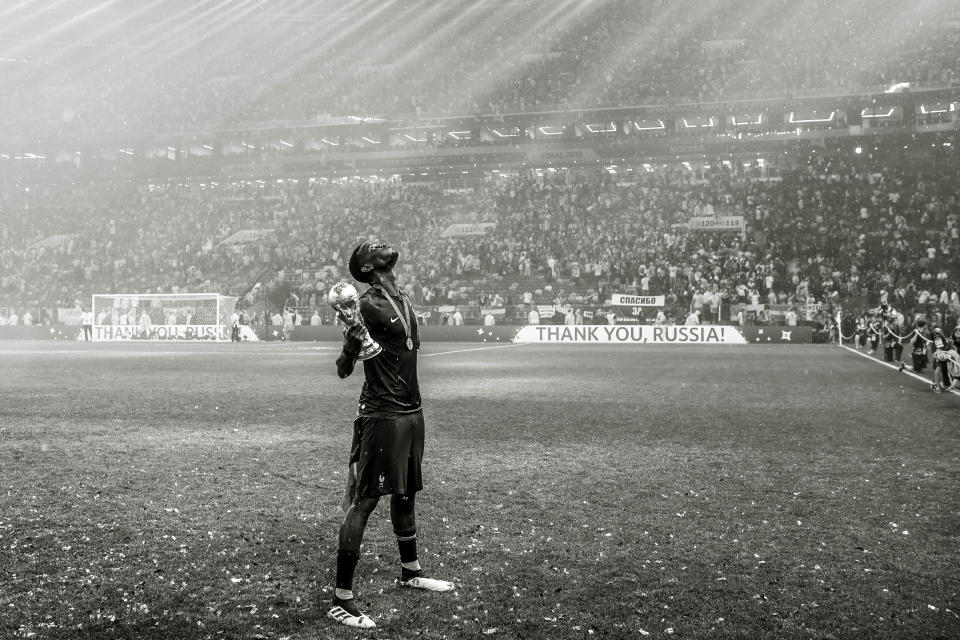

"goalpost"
[90,293,240,342]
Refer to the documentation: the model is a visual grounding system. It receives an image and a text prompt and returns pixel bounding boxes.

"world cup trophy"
[327,282,382,360]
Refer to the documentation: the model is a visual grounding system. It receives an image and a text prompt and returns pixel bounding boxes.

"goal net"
[91,293,238,341]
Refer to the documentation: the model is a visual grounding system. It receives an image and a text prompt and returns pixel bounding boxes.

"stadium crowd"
[2,1,959,141]
[2,156,958,334]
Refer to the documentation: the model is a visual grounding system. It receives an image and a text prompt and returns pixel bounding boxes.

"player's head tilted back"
[349,242,399,284]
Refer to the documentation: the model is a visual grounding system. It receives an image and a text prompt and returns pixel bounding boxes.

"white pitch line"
[838,343,960,398]
[420,342,525,358]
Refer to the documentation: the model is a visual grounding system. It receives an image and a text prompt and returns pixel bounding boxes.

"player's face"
[368,243,398,270]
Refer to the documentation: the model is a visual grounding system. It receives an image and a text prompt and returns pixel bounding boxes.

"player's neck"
[371,272,399,297]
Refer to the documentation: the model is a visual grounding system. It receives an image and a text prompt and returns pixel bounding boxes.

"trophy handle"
[337,306,382,361]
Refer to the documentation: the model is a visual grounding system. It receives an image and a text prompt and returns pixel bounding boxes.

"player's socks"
[394,531,453,591]
[336,549,359,592]
[397,534,419,566]
[327,596,375,629]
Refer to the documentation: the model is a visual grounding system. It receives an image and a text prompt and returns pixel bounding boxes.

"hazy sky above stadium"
[1,0,957,138]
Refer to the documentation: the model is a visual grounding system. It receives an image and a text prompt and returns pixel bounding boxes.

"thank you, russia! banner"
[514,324,747,344]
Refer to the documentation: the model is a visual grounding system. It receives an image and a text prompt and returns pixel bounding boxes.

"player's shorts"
[349,411,424,498]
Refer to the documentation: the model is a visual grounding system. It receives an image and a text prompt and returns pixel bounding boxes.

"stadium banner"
[94,324,229,341]
[688,216,745,231]
[765,303,792,319]
[739,326,811,343]
[514,324,747,344]
[610,294,665,307]
[481,307,506,316]
[525,147,599,163]
[800,302,823,321]
[276,324,810,344]
[536,305,556,319]
[440,222,496,238]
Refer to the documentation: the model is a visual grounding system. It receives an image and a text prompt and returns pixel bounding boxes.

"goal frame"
[90,292,237,342]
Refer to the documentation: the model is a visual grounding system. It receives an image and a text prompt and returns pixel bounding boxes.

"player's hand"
[345,323,366,343]
[343,324,365,355]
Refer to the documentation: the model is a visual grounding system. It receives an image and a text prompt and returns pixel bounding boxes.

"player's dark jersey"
[354,286,422,418]
[932,334,948,352]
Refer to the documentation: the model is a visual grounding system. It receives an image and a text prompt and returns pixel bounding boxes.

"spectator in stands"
[282,308,294,340]
[527,306,540,325]
[81,309,93,341]
[785,308,798,327]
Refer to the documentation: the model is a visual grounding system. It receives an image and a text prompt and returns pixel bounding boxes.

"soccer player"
[881,307,904,365]
[327,242,453,630]
[909,320,930,373]
[930,327,952,392]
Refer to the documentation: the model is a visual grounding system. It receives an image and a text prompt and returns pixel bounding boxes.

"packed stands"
[2,157,958,332]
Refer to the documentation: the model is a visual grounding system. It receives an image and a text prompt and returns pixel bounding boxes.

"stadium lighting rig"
[919,103,956,114]
[861,107,898,119]
[787,110,838,124]
[861,106,903,125]
[680,116,716,129]
[584,123,617,133]
[537,126,563,136]
[632,119,666,131]
[729,114,764,126]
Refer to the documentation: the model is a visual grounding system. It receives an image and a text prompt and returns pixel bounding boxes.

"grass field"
[1,340,958,640]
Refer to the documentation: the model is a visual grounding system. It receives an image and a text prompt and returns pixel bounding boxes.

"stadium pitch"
[1,341,958,639]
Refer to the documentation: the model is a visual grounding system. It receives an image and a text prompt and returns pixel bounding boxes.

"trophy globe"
[327,282,382,360]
